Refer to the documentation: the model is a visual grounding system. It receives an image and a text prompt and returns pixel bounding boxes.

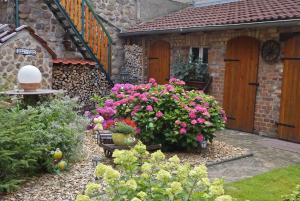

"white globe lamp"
[17,65,42,91]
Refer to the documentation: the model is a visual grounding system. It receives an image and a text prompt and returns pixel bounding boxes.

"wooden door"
[223,36,260,133]
[278,35,300,142]
[149,40,170,84]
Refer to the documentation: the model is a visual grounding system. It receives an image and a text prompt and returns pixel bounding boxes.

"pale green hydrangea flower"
[84,182,101,197]
[168,155,180,164]
[95,164,109,178]
[209,179,225,197]
[156,169,171,181]
[189,165,208,179]
[197,177,210,191]
[131,197,142,201]
[133,141,149,157]
[113,150,138,166]
[177,164,191,180]
[150,150,165,162]
[141,162,152,173]
[215,195,233,201]
[103,166,121,183]
[126,179,138,190]
[137,191,147,200]
[169,181,183,194]
[75,194,92,201]
[141,172,150,179]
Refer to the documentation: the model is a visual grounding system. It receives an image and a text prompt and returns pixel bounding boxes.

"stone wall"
[139,0,188,21]
[17,0,189,80]
[18,0,79,58]
[52,63,111,108]
[0,0,15,24]
[0,31,52,89]
[89,0,139,79]
[131,26,300,137]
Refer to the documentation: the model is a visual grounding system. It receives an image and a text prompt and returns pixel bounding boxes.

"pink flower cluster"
[93,78,226,147]
[169,78,186,86]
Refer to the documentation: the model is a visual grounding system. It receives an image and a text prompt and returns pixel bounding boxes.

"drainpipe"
[15,0,19,27]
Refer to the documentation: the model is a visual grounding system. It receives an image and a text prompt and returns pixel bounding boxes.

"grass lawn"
[225,164,300,201]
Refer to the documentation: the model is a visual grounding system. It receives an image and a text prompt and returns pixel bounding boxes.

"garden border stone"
[206,152,254,167]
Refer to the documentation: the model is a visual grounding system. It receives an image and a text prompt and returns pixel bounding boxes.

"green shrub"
[110,122,135,134]
[94,78,226,151]
[282,185,300,201]
[0,97,88,192]
[76,142,232,201]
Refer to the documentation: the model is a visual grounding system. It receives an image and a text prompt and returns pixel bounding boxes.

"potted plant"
[173,56,211,92]
[110,122,136,146]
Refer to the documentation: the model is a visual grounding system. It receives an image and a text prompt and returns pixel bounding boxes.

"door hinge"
[248,82,260,86]
[281,57,300,61]
[227,116,236,120]
[276,122,295,128]
[224,58,240,62]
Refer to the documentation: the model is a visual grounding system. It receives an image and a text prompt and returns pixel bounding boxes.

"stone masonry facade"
[89,0,139,78]
[0,31,53,89]
[18,0,78,58]
[0,0,15,24]
[14,0,188,80]
[132,26,300,137]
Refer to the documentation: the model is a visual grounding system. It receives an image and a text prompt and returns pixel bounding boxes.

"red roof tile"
[53,58,96,66]
[123,0,300,35]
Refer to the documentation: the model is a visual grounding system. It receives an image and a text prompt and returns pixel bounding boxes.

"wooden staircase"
[44,0,113,85]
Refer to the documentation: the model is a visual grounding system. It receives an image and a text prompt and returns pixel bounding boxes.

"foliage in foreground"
[0,97,88,192]
[283,185,300,201]
[225,165,300,201]
[76,142,232,201]
[93,78,226,150]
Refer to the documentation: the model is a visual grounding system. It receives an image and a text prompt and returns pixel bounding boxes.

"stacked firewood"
[123,44,144,84]
[52,64,111,109]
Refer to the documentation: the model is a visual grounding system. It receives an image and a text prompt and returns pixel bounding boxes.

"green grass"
[225,165,300,201]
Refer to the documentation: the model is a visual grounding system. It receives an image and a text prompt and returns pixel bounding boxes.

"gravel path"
[1,132,249,201]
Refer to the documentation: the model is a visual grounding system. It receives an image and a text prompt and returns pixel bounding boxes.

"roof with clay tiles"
[121,0,300,35]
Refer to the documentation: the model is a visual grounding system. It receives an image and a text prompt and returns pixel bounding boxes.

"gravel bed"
[165,140,250,166]
[1,133,106,201]
[1,136,249,201]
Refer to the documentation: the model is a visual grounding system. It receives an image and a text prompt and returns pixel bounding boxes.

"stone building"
[0,24,56,88]
[7,0,190,80]
[0,0,15,24]
[120,0,300,143]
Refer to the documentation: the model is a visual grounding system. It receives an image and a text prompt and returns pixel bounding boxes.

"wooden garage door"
[278,35,300,142]
[149,40,170,84]
[223,36,260,133]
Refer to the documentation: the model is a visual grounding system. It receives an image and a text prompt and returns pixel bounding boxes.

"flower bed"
[76,142,233,201]
[92,78,226,151]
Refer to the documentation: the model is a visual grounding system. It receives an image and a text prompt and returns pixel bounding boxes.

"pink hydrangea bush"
[94,78,226,150]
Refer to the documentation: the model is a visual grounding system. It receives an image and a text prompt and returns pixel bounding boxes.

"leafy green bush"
[94,79,226,151]
[0,97,88,192]
[282,185,300,201]
[76,142,232,201]
[173,56,209,82]
[110,122,135,134]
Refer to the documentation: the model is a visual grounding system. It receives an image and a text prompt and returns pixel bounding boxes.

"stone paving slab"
[258,138,300,154]
[208,130,300,182]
